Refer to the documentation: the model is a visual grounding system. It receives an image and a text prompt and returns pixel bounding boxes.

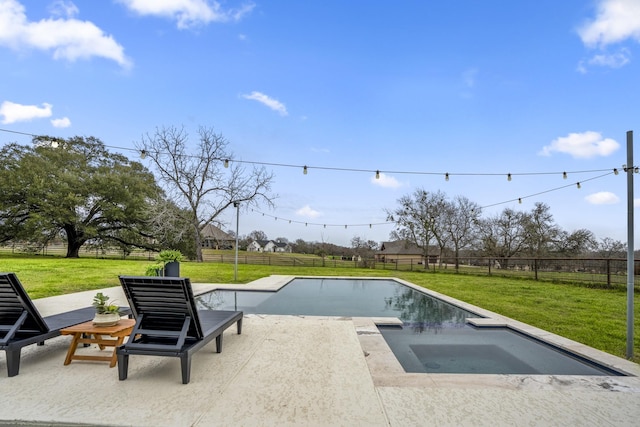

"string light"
[0,127,621,180]
[478,171,613,210]
[1,127,623,225]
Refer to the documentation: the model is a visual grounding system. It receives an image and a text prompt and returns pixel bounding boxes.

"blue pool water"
[197,278,623,376]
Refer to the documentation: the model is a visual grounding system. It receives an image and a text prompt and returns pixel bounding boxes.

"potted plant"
[145,262,165,276]
[92,292,121,327]
[157,249,183,277]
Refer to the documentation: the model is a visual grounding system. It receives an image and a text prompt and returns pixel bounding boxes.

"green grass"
[1,254,639,362]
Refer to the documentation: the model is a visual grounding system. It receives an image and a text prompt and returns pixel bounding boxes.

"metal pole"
[234,201,239,282]
[626,130,634,359]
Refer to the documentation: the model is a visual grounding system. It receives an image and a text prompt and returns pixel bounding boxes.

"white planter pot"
[92,312,120,327]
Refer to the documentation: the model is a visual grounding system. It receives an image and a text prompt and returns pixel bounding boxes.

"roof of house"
[251,240,290,248]
[201,224,233,241]
[378,240,430,255]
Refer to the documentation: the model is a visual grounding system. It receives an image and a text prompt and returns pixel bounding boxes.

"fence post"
[534,258,538,281]
[606,259,611,287]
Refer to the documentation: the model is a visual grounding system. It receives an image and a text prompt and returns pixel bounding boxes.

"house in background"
[247,239,292,253]
[375,240,438,265]
[200,224,235,249]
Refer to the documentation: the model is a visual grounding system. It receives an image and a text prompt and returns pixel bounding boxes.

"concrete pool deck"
[1,275,640,426]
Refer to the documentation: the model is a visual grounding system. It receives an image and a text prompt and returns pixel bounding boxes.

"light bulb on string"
[375,170,380,179]
[140,150,147,159]
[507,173,512,181]
[577,182,581,189]
[224,159,229,168]
[303,166,308,175]
[445,173,449,181]
[562,171,567,179]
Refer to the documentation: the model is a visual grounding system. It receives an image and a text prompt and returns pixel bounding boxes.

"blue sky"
[0,0,639,247]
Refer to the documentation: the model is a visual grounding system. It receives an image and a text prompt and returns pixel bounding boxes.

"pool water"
[197,278,623,376]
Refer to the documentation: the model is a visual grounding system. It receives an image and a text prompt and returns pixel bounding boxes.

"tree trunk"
[64,225,84,258]
[66,239,83,258]
[193,223,203,262]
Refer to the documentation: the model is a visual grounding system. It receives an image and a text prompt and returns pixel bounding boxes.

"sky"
[0,0,639,247]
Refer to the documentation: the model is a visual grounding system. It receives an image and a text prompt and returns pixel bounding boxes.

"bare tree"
[386,189,448,267]
[138,125,276,261]
[442,195,481,271]
[248,230,268,242]
[522,202,561,257]
[597,237,626,258]
[477,208,528,267]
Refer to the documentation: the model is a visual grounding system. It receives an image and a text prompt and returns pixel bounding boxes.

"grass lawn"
[1,254,638,362]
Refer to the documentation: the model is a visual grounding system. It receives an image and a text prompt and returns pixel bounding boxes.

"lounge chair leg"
[215,334,223,353]
[117,353,129,380]
[180,355,191,384]
[237,318,243,334]
[6,349,21,377]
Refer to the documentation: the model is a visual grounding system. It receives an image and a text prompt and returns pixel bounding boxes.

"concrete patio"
[1,276,640,426]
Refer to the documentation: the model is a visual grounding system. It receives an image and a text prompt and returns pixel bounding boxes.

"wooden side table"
[61,319,135,368]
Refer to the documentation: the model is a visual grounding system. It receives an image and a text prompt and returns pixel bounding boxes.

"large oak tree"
[0,136,161,257]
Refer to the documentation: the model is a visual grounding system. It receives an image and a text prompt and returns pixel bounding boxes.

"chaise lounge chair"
[0,272,96,377]
[117,276,243,384]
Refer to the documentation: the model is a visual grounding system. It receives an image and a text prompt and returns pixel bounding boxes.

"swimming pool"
[196,277,624,376]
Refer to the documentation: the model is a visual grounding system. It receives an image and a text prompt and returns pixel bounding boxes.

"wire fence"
[1,243,637,290]
[203,253,636,290]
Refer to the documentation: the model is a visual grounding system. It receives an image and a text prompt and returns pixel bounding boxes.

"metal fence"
[1,243,637,289]
[204,253,637,290]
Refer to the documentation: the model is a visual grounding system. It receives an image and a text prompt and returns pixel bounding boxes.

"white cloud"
[51,116,71,128]
[578,48,631,73]
[296,205,321,219]
[49,0,79,18]
[0,0,131,68]
[0,101,52,124]
[462,68,478,88]
[576,0,640,71]
[539,131,619,158]
[585,191,620,204]
[590,48,631,67]
[371,173,403,189]
[578,0,640,48]
[242,91,288,116]
[117,0,255,29]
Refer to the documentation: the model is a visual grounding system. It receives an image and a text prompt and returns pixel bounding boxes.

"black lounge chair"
[117,276,243,384]
[0,272,96,377]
